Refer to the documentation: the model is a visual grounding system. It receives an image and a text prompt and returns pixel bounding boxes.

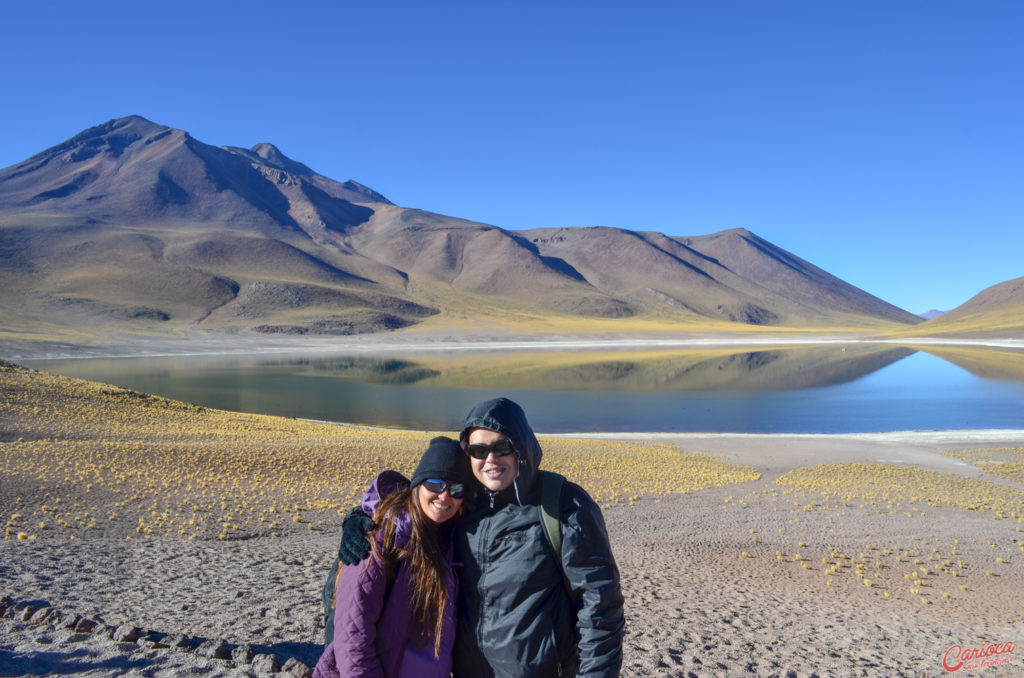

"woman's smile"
[419,485,463,523]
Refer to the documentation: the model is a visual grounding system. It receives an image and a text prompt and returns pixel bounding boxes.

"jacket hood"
[362,469,410,516]
[459,397,542,500]
[363,470,413,546]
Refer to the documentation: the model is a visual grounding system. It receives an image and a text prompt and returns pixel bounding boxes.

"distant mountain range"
[0,116,1017,341]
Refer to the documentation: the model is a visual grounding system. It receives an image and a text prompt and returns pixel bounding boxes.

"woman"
[314,436,470,678]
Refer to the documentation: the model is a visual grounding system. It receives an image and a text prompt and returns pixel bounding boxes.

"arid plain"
[2,360,1024,677]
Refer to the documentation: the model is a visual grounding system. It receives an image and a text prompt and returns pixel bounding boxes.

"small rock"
[74,617,99,633]
[139,631,168,649]
[196,638,231,660]
[94,624,116,639]
[252,652,282,674]
[140,638,170,650]
[282,657,313,677]
[45,610,65,628]
[29,607,54,625]
[19,605,40,622]
[113,624,141,643]
[62,614,83,630]
[165,633,193,650]
[232,643,256,664]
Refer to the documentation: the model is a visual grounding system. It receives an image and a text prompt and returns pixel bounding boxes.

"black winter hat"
[410,436,470,488]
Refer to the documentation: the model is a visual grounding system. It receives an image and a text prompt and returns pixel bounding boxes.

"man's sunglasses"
[464,438,516,460]
[422,478,466,499]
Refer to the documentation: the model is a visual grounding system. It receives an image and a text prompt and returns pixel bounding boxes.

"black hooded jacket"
[454,398,624,678]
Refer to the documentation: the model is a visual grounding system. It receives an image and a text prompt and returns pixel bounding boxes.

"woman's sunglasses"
[464,438,516,460]
[422,478,466,499]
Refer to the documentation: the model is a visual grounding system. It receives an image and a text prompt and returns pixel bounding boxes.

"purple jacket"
[314,471,458,678]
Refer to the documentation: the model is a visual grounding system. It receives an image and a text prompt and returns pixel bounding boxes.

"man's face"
[467,427,519,492]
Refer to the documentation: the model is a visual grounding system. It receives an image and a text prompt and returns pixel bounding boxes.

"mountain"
[902,277,1024,339]
[919,309,946,320]
[0,116,386,231]
[520,226,918,325]
[0,116,924,343]
[0,116,426,338]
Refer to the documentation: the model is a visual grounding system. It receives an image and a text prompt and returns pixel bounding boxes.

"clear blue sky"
[2,1,1021,314]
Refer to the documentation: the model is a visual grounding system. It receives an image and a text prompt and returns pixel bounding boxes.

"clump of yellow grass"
[760,462,1024,605]
[938,447,1024,486]
[774,463,1024,519]
[1,362,759,541]
[541,438,760,506]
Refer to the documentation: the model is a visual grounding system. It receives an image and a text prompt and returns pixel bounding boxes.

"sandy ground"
[3,431,1024,677]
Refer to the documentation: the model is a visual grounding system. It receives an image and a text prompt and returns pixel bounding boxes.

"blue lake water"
[23,345,1024,433]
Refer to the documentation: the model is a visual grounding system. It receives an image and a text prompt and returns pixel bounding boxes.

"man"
[340,397,624,678]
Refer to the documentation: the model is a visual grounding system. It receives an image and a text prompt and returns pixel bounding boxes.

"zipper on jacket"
[475,503,490,654]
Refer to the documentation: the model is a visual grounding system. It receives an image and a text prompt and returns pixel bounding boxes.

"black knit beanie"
[410,436,470,488]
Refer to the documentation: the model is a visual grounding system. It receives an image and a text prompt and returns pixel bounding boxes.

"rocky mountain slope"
[0,116,925,339]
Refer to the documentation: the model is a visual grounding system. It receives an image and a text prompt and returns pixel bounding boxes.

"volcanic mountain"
[0,116,924,341]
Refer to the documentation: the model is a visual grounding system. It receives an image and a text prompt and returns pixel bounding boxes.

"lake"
[22,343,1024,433]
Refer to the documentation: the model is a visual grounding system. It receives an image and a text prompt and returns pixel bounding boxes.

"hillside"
[896,276,1024,340]
[0,116,925,347]
[522,226,917,325]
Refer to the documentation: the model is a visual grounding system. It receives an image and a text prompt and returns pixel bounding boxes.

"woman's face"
[418,483,464,524]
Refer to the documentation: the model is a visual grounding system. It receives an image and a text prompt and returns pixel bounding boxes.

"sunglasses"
[464,438,516,460]
[422,478,466,499]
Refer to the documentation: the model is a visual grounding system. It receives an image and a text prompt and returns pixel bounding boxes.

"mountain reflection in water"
[915,345,1024,382]
[275,356,442,385]
[22,344,1024,433]
[290,344,916,392]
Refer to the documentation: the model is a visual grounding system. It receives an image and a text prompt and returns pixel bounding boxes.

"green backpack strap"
[539,470,565,560]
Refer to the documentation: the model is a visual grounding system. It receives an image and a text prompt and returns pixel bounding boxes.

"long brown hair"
[368,486,452,657]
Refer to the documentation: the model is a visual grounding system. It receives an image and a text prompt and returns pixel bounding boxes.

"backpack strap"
[539,470,565,561]
[322,558,343,646]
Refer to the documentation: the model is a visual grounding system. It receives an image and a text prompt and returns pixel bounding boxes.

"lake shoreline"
[307,418,1024,444]
[14,339,1024,435]
[4,329,1024,361]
